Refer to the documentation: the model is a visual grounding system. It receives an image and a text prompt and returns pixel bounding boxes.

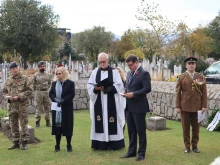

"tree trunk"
[23,55,28,69]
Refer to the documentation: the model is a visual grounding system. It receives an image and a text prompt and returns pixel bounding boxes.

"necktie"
[129,71,134,83]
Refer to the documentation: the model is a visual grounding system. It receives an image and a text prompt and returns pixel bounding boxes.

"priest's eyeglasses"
[99,61,107,64]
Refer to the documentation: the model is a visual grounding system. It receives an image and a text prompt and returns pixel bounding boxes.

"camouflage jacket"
[31,71,52,91]
[3,72,33,102]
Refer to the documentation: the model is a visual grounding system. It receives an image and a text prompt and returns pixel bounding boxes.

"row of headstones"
[0,56,175,87]
[117,57,173,74]
[0,63,9,89]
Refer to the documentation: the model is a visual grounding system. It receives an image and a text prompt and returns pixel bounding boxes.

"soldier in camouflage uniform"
[31,61,52,127]
[3,62,33,150]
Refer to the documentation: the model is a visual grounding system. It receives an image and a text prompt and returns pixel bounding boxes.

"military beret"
[9,62,18,69]
[184,56,197,63]
[37,61,44,67]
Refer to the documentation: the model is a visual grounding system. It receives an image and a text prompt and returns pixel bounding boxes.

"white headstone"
[174,65,182,75]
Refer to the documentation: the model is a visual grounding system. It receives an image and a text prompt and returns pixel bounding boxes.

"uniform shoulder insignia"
[177,72,186,80]
[195,72,204,77]
[178,72,186,77]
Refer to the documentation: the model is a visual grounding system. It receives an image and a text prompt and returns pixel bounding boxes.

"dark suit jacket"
[49,79,75,136]
[125,66,151,113]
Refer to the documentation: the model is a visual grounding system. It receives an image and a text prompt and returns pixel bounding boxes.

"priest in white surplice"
[87,52,126,150]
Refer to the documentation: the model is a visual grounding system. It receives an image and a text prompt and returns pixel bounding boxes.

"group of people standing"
[87,53,151,161]
[87,53,207,161]
[3,61,75,152]
[3,52,207,161]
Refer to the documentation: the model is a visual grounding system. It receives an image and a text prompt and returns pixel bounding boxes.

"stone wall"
[0,80,90,111]
[1,80,220,127]
[147,82,220,126]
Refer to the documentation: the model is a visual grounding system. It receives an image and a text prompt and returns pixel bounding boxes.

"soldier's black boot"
[46,120,51,127]
[21,141,28,150]
[36,121,40,128]
[8,141,20,150]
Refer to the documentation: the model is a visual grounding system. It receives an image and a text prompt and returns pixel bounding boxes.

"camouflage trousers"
[34,91,51,122]
[8,101,30,142]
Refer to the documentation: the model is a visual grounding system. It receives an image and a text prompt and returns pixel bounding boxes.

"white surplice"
[87,68,126,142]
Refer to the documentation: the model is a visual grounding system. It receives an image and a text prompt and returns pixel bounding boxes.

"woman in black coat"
[49,66,75,152]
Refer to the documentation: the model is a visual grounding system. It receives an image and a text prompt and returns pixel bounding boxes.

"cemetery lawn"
[0,110,219,165]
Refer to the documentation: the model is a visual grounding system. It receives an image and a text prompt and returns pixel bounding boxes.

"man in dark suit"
[121,55,151,161]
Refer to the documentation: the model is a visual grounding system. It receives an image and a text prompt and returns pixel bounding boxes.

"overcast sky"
[41,0,220,36]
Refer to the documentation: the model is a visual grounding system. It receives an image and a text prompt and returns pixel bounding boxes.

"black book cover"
[97,78,113,88]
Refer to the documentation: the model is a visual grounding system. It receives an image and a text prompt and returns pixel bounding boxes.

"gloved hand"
[57,99,64,107]
[54,98,62,103]
[103,86,113,94]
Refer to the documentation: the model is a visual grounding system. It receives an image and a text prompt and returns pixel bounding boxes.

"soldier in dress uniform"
[31,61,52,127]
[3,62,33,150]
[176,56,207,153]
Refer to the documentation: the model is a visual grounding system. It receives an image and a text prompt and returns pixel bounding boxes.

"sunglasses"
[56,73,62,75]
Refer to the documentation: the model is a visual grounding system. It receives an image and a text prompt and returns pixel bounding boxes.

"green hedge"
[207,109,220,131]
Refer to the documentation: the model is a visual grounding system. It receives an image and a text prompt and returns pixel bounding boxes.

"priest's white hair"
[98,52,109,60]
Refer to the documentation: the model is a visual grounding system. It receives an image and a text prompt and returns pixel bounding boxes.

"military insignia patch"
[195,78,204,85]
[97,115,101,121]
[109,117,114,122]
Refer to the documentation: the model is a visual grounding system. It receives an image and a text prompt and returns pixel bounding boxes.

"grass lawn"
[0,110,219,165]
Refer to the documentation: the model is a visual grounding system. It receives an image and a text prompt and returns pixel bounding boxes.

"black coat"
[125,66,151,113]
[49,79,75,136]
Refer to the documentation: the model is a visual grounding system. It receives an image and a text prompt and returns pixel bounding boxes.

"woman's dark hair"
[125,54,138,63]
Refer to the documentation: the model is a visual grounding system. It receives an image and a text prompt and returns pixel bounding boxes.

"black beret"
[184,56,197,63]
[37,61,44,67]
[9,62,18,69]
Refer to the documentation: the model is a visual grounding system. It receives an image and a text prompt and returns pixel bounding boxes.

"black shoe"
[136,156,145,161]
[67,145,72,152]
[21,141,28,150]
[36,121,40,128]
[54,145,60,152]
[184,148,190,153]
[192,147,200,153]
[46,120,51,127]
[8,141,20,150]
[121,153,136,158]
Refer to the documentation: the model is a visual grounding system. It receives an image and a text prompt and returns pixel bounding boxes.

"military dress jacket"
[176,72,207,112]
